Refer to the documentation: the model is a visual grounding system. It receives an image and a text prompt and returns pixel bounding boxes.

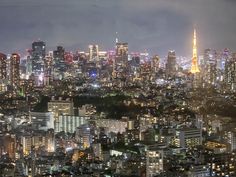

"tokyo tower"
[190,28,200,73]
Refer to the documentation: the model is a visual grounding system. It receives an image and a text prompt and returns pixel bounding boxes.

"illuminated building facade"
[190,29,200,74]
[0,53,7,80]
[146,146,164,177]
[53,46,65,69]
[10,53,20,87]
[225,53,236,91]
[57,115,89,133]
[152,55,160,73]
[89,45,99,62]
[203,49,217,86]
[115,42,128,66]
[44,54,53,76]
[32,41,46,75]
[21,130,55,155]
[165,50,176,77]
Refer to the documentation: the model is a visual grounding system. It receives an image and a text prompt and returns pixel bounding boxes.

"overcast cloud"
[0,0,235,56]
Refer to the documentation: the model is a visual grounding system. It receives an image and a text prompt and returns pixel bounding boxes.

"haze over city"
[1,1,236,177]
[0,0,236,56]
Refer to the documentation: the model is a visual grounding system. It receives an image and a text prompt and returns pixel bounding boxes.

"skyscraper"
[53,46,66,73]
[53,46,65,62]
[32,41,46,75]
[0,53,7,80]
[115,43,128,66]
[10,53,20,87]
[190,29,200,74]
[165,50,176,77]
[88,45,99,62]
[225,53,236,91]
[146,146,164,177]
[203,49,217,86]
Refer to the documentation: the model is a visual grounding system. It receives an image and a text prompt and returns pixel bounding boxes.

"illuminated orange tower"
[190,28,200,73]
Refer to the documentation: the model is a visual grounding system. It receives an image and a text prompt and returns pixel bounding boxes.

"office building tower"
[0,53,7,92]
[176,128,202,148]
[44,54,53,76]
[53,46,66,74]
[89,45,99,62]
[152,55,160,73]
[116,43,128,66]
[165,50,176,77]
[21,130,55,155]
[53,46,65,64]
[226,131,236,151]
[26,55,32,76]
[203,49,217,86]
[32,41,46,75]
[225,53,236,91]
[190,28,200,73]
[10,53,20,87]
[218,48,230,71]
[0,53,7,80]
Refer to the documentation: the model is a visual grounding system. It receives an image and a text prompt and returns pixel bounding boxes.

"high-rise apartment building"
[146,146,164,177]
[48,98,74,128]
[225,53,236,91]
[203,49,217,86]
[176,128,202,148]
[56,115,89,133]
[0,53,7,80]
[10,53,20,87]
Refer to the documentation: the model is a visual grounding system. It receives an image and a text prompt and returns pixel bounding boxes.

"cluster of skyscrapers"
[1,29,236,176]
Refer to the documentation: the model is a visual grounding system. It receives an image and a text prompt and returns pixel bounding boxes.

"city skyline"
[0,0,236,56]
[1,1,236,176]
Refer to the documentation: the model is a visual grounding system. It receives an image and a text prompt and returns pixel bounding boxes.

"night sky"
[0,0,236,56]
